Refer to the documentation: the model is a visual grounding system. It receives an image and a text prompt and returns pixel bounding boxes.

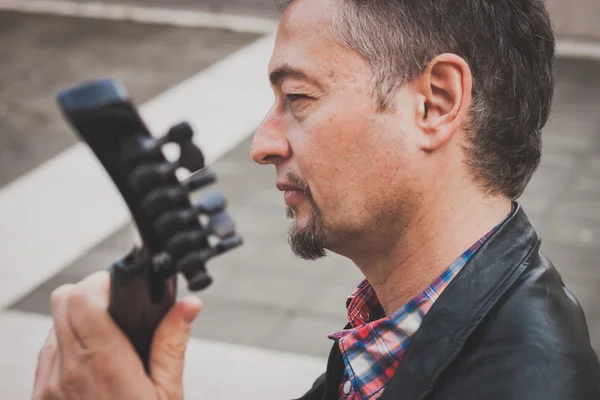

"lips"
[276,183,303,192]
[277,182,306,205]
[282,189,306,205]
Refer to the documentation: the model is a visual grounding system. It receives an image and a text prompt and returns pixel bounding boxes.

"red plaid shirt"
[328,211,512,399]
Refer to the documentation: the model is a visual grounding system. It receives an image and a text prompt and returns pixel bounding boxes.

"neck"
[348,188,512,316]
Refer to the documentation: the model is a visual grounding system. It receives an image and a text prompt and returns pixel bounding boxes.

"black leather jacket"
[298,205,600,399]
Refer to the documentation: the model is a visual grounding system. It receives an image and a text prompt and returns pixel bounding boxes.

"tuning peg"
[182,169,217,192]
[141,122,192,152]
[187,270,213,292]
[165,230,207,261]
[165,226,242,263]
[177,251,214,291]
[215,234,243,253]
[142,186,188,217]
[174,233,242,292]
[179,140,205,172]
[208,211,236,239]
[129,162,178,194]
[153,191,227,238]
[139,122,205,173]
[161,122,205,172]
[154,209,197,239]
[131,165,217,205]
[194,191,227,215]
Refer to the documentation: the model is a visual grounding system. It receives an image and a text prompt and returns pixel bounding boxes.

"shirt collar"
[328,202,517,399]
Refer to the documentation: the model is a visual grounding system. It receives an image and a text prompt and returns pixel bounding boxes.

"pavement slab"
[0,310,326,400]
[0,10,260,187]
[12,0,282,19]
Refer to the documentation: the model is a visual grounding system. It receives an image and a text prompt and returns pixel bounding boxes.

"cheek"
[290,88,414,210]
[294,112,379,207]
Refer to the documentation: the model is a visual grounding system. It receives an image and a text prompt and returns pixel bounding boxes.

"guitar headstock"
[57,78,242,292]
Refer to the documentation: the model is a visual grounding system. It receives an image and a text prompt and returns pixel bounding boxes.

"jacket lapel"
[379,205,540,400]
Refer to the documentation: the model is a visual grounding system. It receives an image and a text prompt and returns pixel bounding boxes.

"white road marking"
[3,0,600,61]
[557,39,600,61]
[0,33,276,309]
[0,0,277,34]
[0,310,326,399]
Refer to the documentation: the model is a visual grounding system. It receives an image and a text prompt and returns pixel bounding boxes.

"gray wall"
[546,0,600,40]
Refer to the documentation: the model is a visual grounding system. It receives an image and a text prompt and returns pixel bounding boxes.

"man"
[32,0,600,399]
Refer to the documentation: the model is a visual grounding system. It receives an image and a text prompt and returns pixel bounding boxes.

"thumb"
[149,296,202,399]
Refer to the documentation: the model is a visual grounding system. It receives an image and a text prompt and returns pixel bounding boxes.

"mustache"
[285,171,320,214]
[286,171,311,194]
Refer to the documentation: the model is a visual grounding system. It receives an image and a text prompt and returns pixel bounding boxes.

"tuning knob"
[175,234,243,291]
[129,162,178,194]
[140,122,205,172]
[142,186,188,217]
[208,211,236,239]
[165,230,207,260]
[154,209,196,239]
[153,191,228,239]
[182,169,217,192]
[187,270,213,292]
[177,251,214,291]
[215,234,243,253]
[195,191,227,214]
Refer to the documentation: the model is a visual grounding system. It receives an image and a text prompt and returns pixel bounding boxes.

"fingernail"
[182,297,202,324]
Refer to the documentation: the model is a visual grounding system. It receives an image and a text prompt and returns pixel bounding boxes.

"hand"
[32,271,202,400]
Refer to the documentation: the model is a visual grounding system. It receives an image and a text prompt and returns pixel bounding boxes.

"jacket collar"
[379,204,540,400]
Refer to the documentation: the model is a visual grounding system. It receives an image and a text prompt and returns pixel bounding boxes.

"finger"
[32,327,59,399]
[150,296,202,398]
[50,284,77,357]
[43,352,65,400]
[50,283,88,396]
[65,271,116,349]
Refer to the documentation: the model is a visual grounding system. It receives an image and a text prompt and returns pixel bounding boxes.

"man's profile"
[32,0,600,399]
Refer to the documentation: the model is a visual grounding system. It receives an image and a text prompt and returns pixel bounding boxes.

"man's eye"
[286,93,310,102]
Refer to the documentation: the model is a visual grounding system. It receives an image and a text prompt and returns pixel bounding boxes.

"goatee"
[285,174,327,260]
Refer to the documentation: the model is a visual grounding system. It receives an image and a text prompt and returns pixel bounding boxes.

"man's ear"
[415,54,473,151]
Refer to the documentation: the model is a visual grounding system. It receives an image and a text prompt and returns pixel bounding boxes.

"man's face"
[251,0,423,260]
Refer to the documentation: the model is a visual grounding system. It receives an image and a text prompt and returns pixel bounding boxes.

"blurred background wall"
[546,0,600,40]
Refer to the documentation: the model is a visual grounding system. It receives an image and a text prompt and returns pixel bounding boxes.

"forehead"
[269,0,347,79]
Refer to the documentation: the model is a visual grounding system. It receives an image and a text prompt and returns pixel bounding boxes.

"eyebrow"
[269,64,322,88]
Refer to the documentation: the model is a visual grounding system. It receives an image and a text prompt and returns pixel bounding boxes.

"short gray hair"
[274,0,555,199]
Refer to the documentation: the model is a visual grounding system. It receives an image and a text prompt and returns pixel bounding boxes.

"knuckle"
[60,364,84,392]
[68,281,106,312]
[157,385,183,400]
[39,329,58,356]
[163,340,188,360]
[39,341,57,357]
[67,285,88,308]
[88,270,110,283]
[50,285,73,307]
[44,380,63,399]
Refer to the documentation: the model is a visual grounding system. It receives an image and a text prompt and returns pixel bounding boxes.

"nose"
[250,107,292,165]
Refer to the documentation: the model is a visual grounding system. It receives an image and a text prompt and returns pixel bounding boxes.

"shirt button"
[343,380,352,394]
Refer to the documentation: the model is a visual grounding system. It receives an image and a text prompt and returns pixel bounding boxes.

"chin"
[286,205,309,223]
[294,213,313,228]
